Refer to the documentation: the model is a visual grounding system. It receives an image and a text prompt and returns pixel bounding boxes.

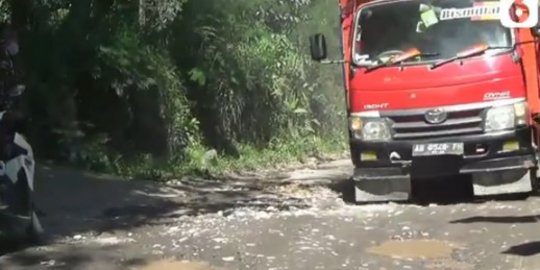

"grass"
[89,132,348,181]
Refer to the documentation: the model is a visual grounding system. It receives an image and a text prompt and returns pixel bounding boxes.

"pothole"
[138,259,225,270]
[367,239,456,260]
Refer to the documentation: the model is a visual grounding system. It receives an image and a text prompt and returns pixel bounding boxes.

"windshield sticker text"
[420,8,439,27]
[439,2,500,21]
[354,54,377,65]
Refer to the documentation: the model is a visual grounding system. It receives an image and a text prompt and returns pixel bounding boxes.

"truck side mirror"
[532,23,540,37]
[533,7,540,37]
[309,34,327,61]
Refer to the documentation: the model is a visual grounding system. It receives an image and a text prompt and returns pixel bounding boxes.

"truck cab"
[309,0,540,202]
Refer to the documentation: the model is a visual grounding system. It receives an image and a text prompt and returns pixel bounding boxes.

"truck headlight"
[484,102,528,132]
[349,116,391,141]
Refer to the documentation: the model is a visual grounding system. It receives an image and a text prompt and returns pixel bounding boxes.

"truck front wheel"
[350,145,362,168]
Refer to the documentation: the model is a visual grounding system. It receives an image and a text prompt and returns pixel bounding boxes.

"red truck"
[309,0,540,202]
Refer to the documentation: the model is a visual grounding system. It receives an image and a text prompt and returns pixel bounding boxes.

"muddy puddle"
[138,260,224,270]
[367,239,455,260]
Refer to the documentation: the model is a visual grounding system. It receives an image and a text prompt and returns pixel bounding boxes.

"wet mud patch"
[424,259,475,270]
[138,259,225,270]
[367,239,456,260]
[366,239,475,269]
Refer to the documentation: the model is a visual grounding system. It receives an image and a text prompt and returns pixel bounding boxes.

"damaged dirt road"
[1,160,540,269]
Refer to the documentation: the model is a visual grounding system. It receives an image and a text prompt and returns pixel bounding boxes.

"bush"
[8,0,347,178]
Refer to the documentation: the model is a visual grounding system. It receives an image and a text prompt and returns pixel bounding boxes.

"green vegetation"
[7,0,347,179]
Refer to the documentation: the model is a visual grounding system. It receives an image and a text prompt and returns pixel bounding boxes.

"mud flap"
[353,168,411,202]
[472,169,533,196]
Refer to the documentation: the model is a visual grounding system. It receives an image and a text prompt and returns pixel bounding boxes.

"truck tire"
[350,146,362,168]
[533,167,540,192]
[516,168,538,199]
[512,168,540,200]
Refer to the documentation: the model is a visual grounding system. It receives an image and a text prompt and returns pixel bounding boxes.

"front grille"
[386,107,485,140]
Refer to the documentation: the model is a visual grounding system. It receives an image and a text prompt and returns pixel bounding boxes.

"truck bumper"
[351,127,537,202]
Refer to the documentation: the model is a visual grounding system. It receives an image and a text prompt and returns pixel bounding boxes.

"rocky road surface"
[1,160,540,269]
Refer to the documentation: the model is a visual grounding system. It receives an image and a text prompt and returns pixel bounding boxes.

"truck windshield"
[353,0,512,66]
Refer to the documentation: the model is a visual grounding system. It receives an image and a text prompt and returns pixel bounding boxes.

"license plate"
[412,142,464,156]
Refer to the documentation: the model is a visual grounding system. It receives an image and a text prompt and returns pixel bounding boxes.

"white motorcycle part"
[0,111,34,192]
[6,133,34,191]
